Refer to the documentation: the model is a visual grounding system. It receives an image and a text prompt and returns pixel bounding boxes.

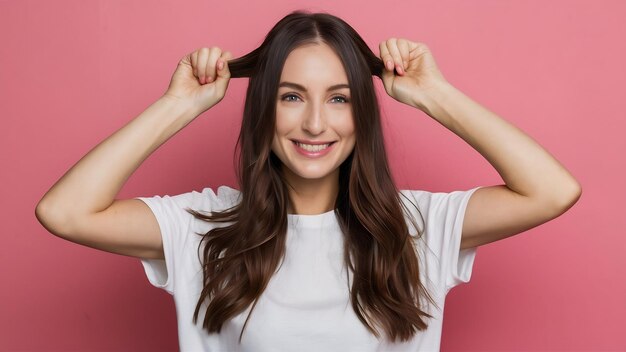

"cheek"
[274,110,295,134]
[336,114,356,139]
[272,116,289,154]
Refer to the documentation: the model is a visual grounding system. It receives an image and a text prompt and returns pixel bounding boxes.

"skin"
[378,38,581,249]
[35,37,582,262]
[272,37,583,252]
[272,42,356,215]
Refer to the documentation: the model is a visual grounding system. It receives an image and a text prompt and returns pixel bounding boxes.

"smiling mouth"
[291,140,336,152]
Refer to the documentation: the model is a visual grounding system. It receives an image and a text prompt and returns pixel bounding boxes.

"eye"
[331,95,349,104]
[281,94,301,102]
[280,93,350,104]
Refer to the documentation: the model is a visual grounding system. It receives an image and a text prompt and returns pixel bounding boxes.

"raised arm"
[416,80,581,249]
[378,38,581,250]
[35,47,233,259]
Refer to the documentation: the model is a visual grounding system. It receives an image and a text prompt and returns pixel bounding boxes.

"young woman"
[35,10,581,351]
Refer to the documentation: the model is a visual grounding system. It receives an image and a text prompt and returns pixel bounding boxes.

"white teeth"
[295,142,331,152]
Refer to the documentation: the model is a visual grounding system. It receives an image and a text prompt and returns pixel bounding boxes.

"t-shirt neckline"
[287,208,338,229]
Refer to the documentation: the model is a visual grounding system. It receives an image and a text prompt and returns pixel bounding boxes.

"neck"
[283,167,339,215]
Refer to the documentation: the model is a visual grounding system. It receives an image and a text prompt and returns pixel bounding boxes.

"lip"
[290,138,336,145]
[291,140,336,158]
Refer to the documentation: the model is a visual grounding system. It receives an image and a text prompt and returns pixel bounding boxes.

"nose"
[302,102,327,136]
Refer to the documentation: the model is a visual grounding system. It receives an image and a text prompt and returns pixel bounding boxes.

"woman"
[35,10,581,351]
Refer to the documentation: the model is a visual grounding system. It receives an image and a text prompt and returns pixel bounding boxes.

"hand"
[163,47,233,115]
[379,38,447,109]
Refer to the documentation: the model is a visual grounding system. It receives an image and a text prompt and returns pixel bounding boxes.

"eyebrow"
[278,81,350,92]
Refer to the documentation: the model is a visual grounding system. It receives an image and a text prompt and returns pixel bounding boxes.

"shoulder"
[400,187,478,203]
[399,187,482,211]
[185,185,242,212]
[139,185,242,216]
[398,187,483,233]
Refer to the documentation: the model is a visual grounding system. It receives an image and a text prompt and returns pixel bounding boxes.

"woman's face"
[272,42,356,184]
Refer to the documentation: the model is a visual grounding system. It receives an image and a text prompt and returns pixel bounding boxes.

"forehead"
[279,43,348,85]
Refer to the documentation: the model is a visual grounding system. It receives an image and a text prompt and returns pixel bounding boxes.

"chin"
[288,165,337,180]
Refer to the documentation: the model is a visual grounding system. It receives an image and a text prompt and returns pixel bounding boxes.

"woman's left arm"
[379,38,582,249]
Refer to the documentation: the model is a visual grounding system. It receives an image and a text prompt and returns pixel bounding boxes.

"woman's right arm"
[35,47,233,260]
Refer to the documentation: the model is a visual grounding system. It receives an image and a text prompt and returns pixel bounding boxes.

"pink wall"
[2,0,623,350]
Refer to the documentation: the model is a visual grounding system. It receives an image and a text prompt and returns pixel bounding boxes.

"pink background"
[1,0,624,350]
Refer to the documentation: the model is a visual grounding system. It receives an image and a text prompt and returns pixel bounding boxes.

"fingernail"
[218,61,224,70]
[386,60,393,71]
[396,64,403,75]
[208,76,213,82]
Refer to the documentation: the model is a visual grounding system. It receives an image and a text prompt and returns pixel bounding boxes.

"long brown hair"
[186,9,434,343]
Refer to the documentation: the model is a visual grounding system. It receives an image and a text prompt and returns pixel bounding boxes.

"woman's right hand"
[162,47,233,115]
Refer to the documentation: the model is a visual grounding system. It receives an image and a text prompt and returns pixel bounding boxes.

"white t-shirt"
[136,184,482,351]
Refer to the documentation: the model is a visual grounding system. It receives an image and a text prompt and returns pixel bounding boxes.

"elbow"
[35,200,56,233]
[35,199,73,237]
[552,181,582,213]
[35,199,49,226]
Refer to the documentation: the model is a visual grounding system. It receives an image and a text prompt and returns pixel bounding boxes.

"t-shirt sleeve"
[133,191,197,295]
[133,186,240,296]
[401,186,483,293]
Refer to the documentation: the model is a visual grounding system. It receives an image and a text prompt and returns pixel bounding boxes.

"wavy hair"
[186,9,434,343]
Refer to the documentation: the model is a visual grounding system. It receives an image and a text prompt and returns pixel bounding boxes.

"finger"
[214,51,233,93]
[379,41,394,72]
[397,39,411,70]
[191,50,199,79]
[385,38,404,74]
[197,48,212,84]
[206,46,222,83]
[217,51,232,78]
[179,52,192,68]
[378,41,395,91]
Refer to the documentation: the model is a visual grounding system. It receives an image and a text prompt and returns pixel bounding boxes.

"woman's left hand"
[379,38,448,109]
